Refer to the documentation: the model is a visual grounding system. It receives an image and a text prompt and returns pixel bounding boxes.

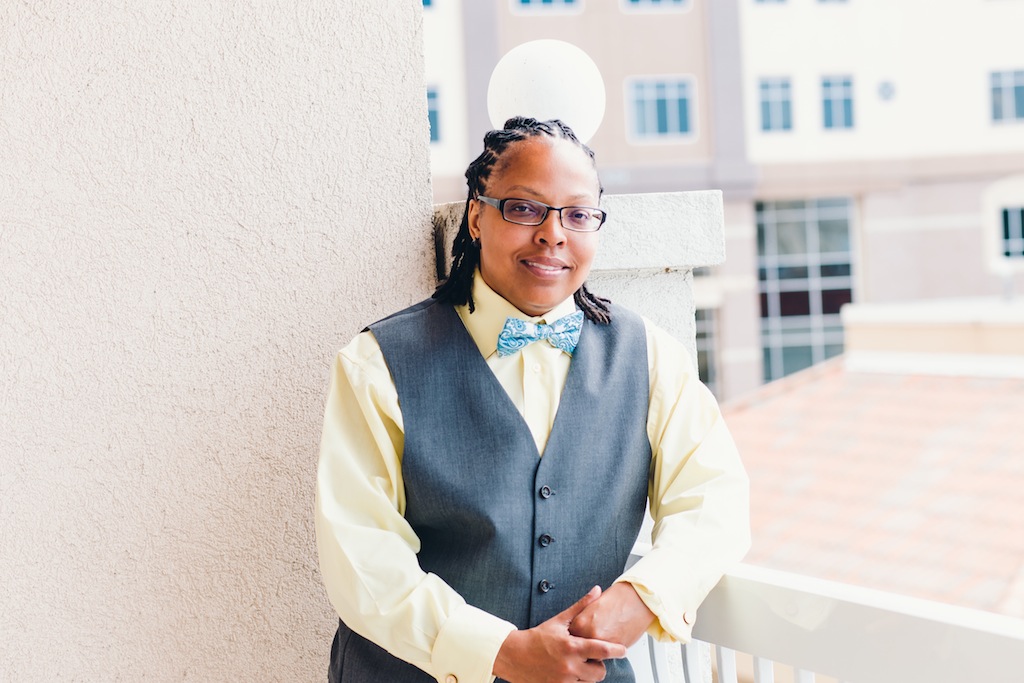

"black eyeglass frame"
[476,196,608,232]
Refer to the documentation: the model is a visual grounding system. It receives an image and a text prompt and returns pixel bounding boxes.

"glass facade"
[758,198,854,381]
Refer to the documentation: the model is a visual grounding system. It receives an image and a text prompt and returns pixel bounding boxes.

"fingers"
[555,585,602,624]
[577,658,608,682]
[574,636,627,662]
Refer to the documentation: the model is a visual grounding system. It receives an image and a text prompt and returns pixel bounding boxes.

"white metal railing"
[626,563,1024,683]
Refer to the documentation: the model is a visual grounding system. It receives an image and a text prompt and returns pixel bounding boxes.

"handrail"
[686,563,1024,683]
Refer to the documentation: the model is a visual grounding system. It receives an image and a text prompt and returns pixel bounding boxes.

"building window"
[991,70,1024,122]
[822,76,854,129]
[1004,207,1024,258]
[758,198,854,382]
[624,0,688,7]
[754,0,786,4]
[695,308,718,396]
[628,78,695,140]
[427,88,440,143]
[515,0,578,7]
[422,0,431,6]
[759,78,792,132]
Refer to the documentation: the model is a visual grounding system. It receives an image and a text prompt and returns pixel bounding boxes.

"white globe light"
[487,39,606,143]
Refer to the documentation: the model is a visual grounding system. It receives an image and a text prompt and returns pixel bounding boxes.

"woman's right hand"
[491,586,628,683]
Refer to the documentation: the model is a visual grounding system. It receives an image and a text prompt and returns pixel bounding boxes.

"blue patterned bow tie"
[496,311,584,358]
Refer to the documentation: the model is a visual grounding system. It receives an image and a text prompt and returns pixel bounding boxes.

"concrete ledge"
[433,191,727,363]
[433,190,727,278]
[841,299,1024,357]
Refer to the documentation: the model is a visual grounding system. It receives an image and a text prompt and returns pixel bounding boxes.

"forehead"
[488,137,599,200]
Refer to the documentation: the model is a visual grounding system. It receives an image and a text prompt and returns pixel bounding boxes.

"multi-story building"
[423,0,1024,400]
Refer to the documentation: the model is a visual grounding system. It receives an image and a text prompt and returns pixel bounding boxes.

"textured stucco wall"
[0,2,433,679]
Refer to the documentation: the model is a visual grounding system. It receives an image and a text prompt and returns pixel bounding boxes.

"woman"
[315,117,750,683]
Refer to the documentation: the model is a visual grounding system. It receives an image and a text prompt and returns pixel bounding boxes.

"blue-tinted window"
[822,76,854,130]
[760,78,792,131]
[992,71,1024,122]
[422,0,431,6]
[695,308,719,397]
[518,0,577,5]
[630,78,693,139]
[627,0,687,5]
[1004,207,1024,258]
[427,88,440,143]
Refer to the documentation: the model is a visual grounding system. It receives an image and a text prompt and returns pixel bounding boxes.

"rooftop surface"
[723,358,1024,618]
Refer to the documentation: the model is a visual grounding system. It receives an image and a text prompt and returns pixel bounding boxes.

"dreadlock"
[432,116,612,325]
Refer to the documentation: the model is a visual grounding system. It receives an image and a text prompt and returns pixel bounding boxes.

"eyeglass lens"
[503,199,603,231]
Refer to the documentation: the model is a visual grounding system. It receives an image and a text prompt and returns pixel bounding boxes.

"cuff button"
[445,675,457,683]
[682,610,695,625]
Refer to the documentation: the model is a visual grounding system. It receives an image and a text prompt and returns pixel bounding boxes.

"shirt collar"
[455,270,579,359]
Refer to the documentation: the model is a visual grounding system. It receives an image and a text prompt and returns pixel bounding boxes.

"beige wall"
[0,1,433,679]
[496,2,713,168]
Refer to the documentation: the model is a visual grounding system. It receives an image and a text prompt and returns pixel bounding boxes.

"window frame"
[1003,207,1024,259]
[426,87,440,143]
[510,0,584,14]
[620,0,692,13]
[822,75,855,130]
[625,75,699,144]
[759,77,793,132]
[991,70,1024,123]
[695,307,719,397]
[757,198,855,382]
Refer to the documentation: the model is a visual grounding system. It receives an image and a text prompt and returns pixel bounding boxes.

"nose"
[534,209,567,246]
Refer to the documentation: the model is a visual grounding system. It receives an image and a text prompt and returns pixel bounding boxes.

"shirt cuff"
[430,602,517,683]
[615,574,697,644]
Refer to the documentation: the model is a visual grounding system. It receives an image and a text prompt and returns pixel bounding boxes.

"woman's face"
[468,137,601,317]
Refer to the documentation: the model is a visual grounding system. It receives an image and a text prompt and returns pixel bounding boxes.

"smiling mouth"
[522,260,568,273]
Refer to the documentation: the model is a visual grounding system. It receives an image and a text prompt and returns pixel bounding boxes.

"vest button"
[539,485,553,499]
[538,579,554,593]
[538,533,554,547]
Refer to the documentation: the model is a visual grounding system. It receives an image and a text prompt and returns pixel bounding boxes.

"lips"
[522,257,569,274]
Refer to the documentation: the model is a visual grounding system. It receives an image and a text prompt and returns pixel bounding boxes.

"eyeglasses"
[476,196,607,232]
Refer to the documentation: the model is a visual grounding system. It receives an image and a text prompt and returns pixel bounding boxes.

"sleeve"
[615,320,752,643]
[314,332,517,683]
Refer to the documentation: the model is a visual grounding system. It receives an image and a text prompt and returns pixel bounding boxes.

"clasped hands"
[492,582,656,683]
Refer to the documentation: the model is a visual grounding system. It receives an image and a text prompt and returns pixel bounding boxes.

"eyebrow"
[503,185,596,204]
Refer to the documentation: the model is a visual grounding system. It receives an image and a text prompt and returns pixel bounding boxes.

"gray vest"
[329,299,652,683]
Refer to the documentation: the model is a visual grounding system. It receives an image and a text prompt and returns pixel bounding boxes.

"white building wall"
[423,0,471,182]
[741,0,1024,164]
[0,1,434,679]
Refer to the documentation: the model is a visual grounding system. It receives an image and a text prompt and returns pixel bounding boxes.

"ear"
[467,198,482,241]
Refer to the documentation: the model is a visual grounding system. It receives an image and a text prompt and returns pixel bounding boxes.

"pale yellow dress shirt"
[315,275,750,683]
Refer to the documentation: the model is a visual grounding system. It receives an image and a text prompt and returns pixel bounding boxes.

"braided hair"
[432,116,612,324]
